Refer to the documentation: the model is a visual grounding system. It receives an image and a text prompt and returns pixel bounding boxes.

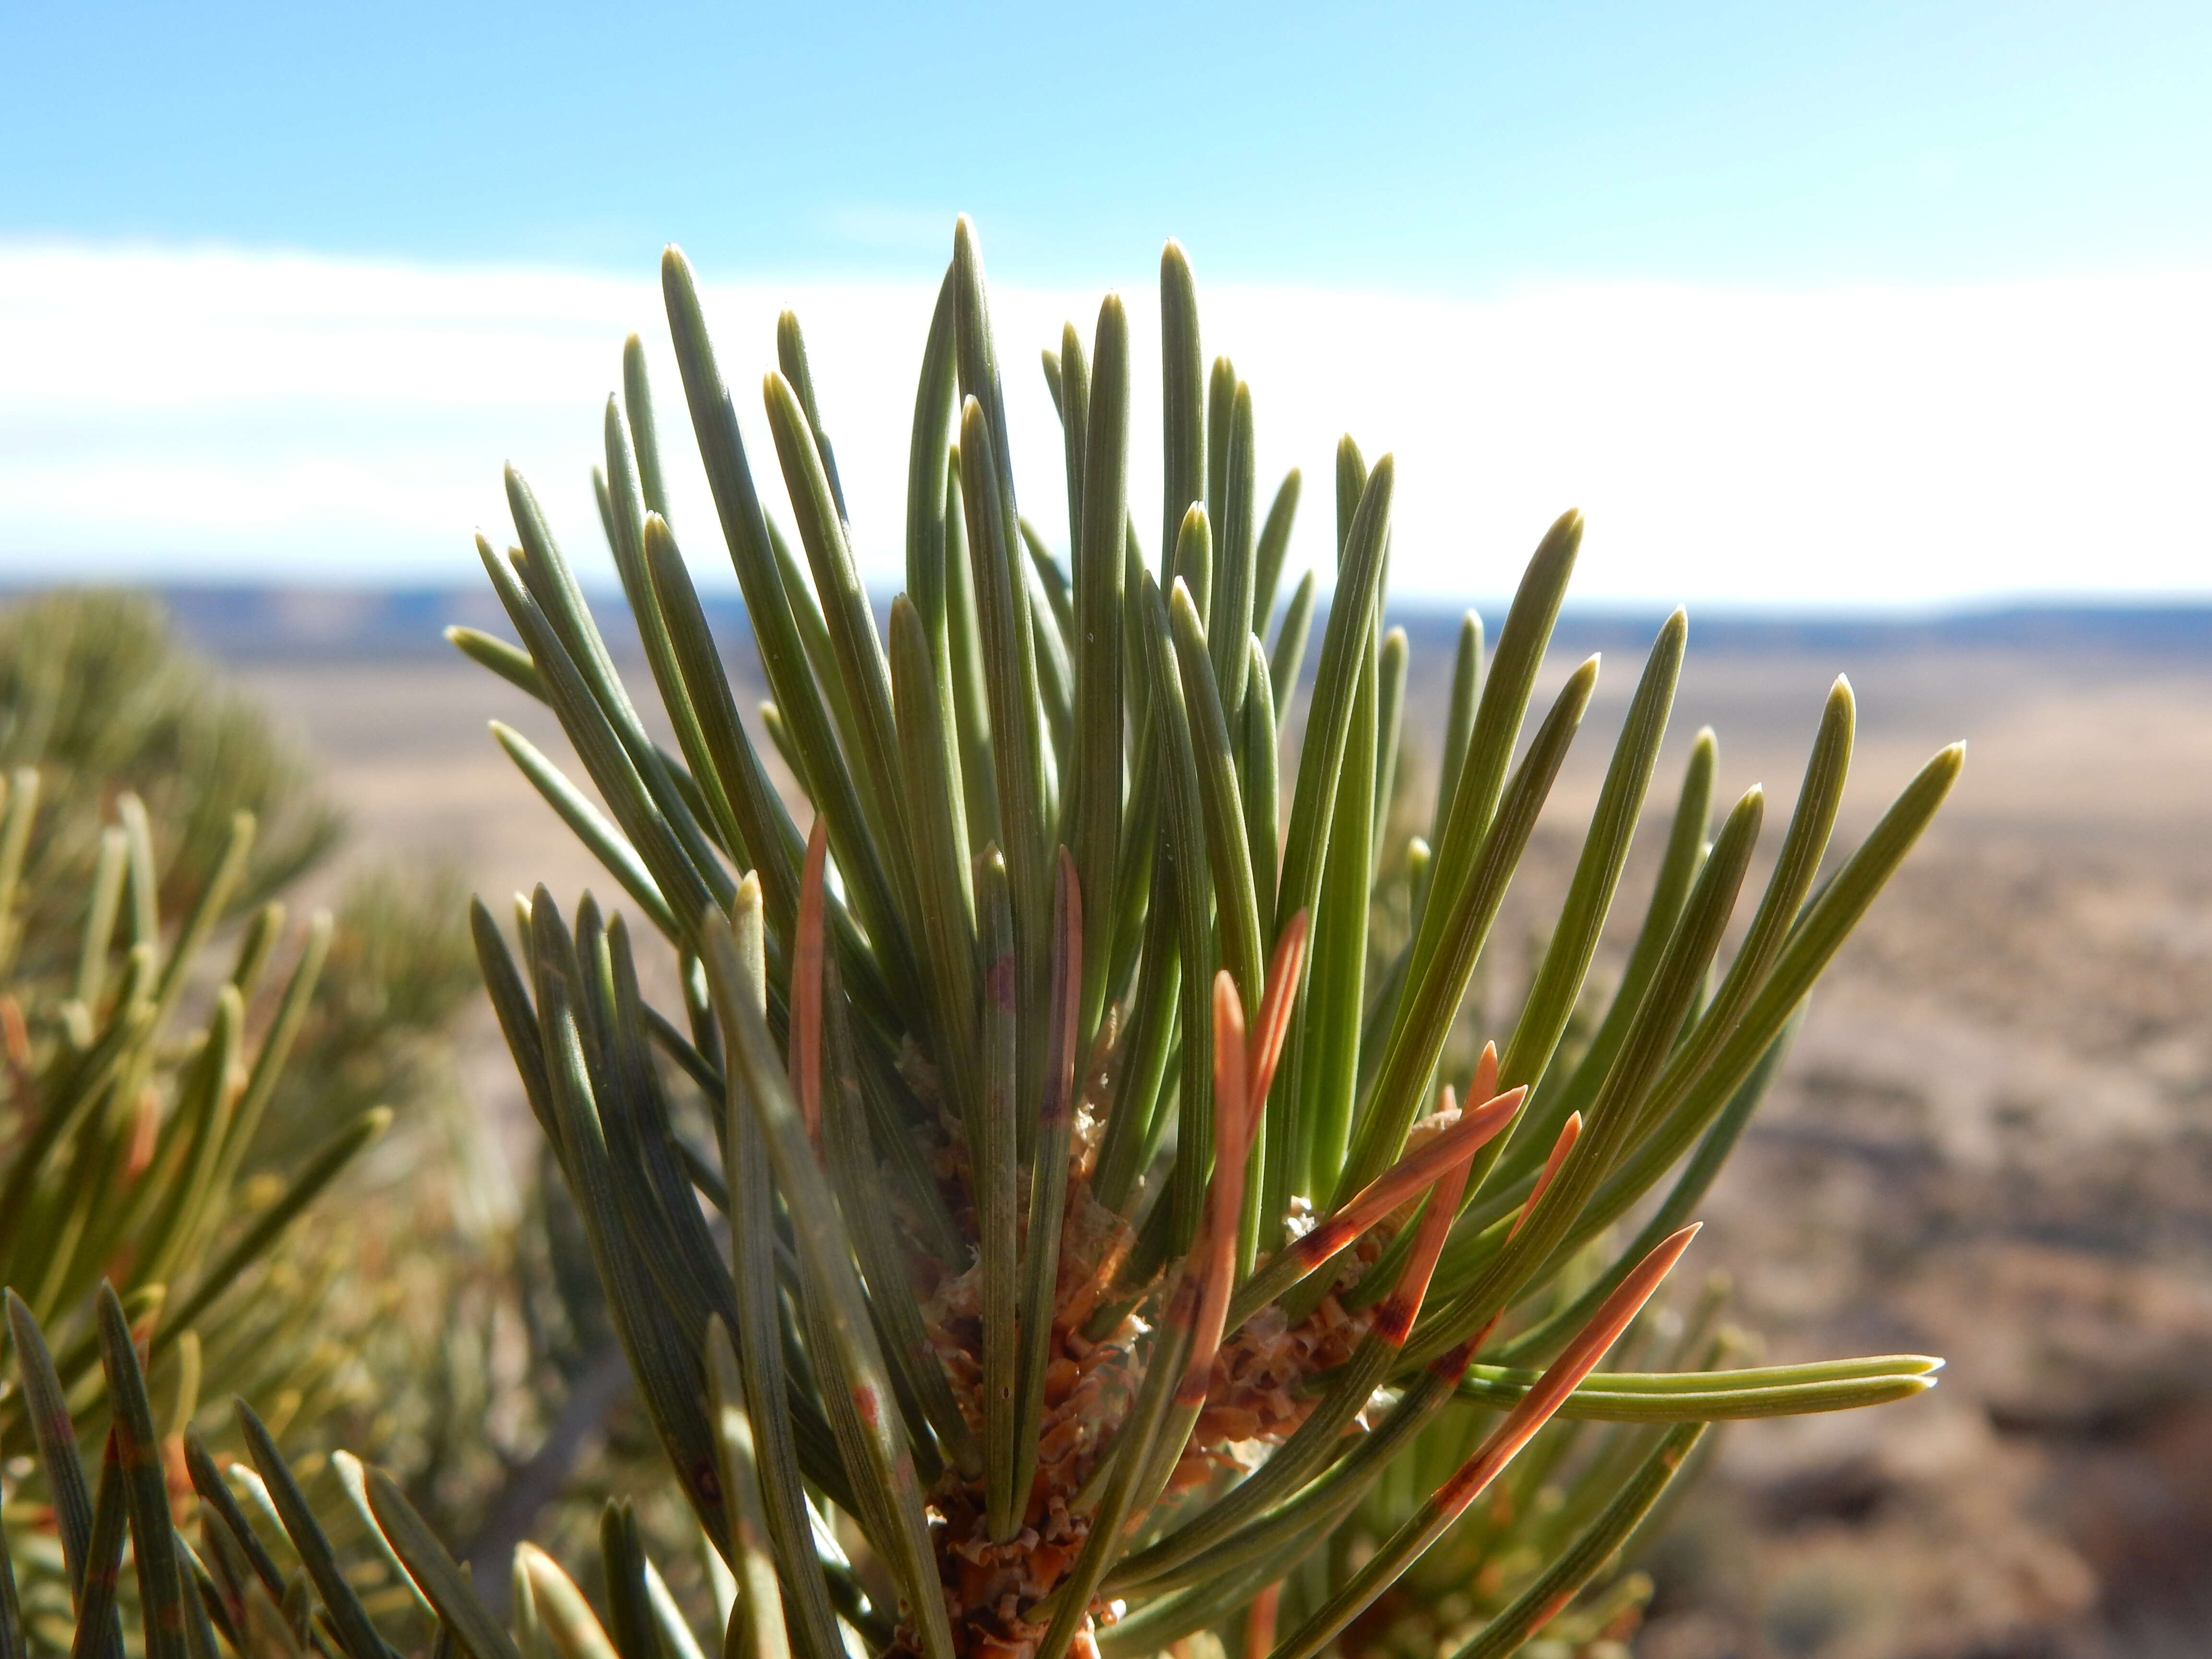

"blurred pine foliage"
[0,592,342,979]
[0,591,548,1653]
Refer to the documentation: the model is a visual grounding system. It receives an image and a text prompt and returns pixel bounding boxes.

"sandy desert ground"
[229,612,2212,1659]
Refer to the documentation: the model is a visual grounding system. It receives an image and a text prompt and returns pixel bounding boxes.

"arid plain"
[224,603,2212,1659]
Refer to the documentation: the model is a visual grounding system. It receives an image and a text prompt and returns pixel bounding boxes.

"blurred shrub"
[0,592,684,1599]
[0,589,559,1650]
[0,591,343,983]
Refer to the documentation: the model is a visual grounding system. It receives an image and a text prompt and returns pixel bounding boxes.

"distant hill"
[1507,603,2212,659]
[6,584,2209,664]
[135,584,755,661]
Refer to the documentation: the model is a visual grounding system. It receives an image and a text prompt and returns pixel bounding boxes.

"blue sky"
[3,1,2209,601]
[12,1,2209,287]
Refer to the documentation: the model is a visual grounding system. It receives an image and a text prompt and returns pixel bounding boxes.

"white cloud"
[2,240,2207,605]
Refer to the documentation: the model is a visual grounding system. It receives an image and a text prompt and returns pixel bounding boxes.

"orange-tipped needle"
[1371,1089,1480,1347]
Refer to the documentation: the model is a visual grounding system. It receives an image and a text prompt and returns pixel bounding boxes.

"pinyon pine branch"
[433,216,1959,1659]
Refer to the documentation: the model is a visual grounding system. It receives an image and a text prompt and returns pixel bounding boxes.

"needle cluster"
[443,219,1961,1659]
